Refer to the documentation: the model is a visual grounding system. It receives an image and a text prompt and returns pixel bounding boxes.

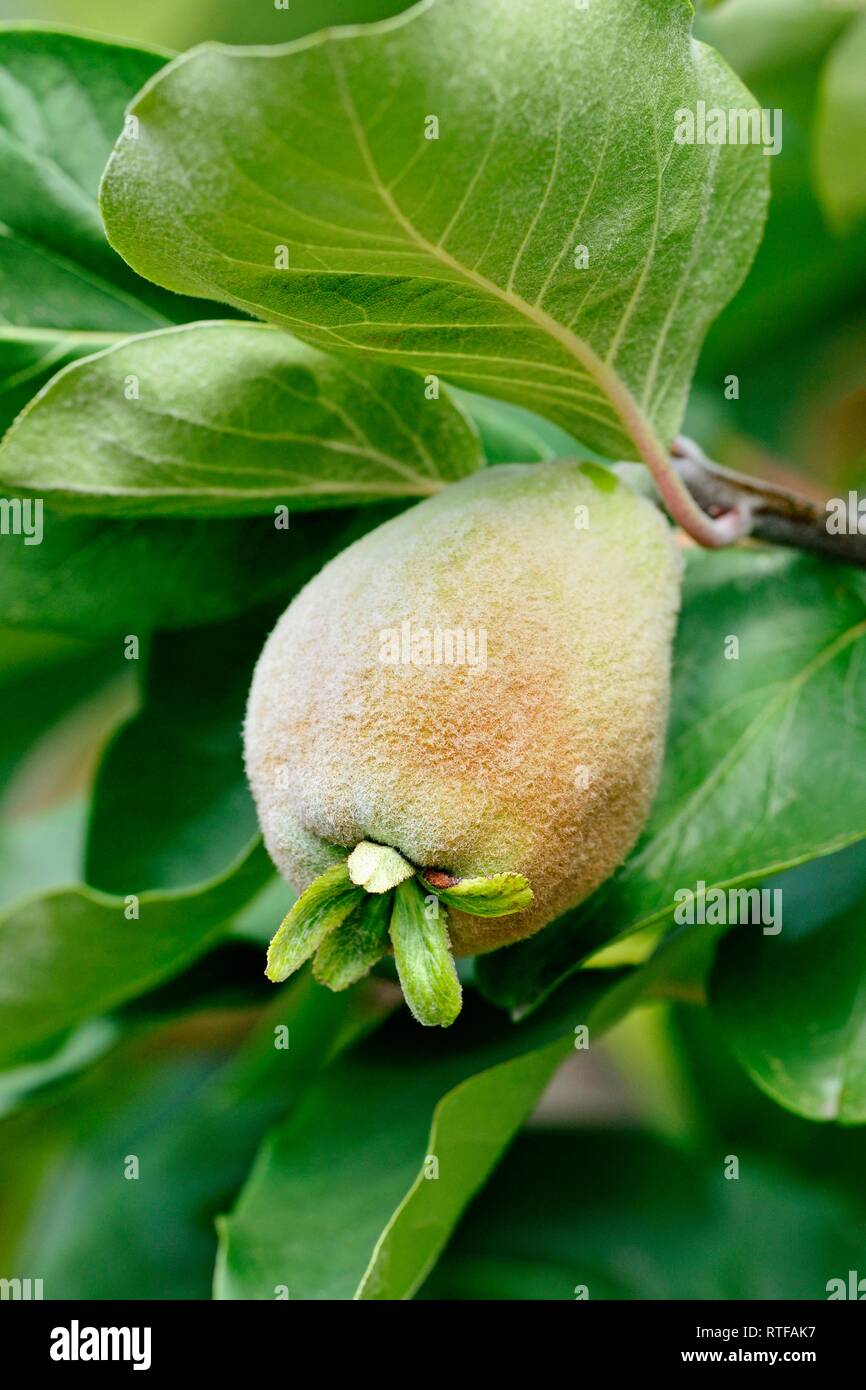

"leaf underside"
[0,323,483,516]
[0,28,230,434]
[100,0,769,461]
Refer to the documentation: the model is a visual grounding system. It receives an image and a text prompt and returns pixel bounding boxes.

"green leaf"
[587,920,728,1037]
[0,837,271,1068]
[55,0,418,55]
[101,0,768,460]
[86,611,272,894]
[267,864,365,983]
[0,26,168,329]
[0,633,117,790]
[214,978,609,1300]
[0,504,399,638]
[347,841,414,894]
[454,389,587,465]
[0,322,483,517]
[421,871,533,918]
[0,327,120,441]
[478,550,866,1015]
[313,892,392,991]
[390,878,461,1027]
[711,894,866,1124]
[356,1035,566,1298]
[0,26,233,431]
[423,1129,866,1299]
[0,1017,118,1120]
[814,14,866,233]
[201,0,415,47]
[6,974,355,1298]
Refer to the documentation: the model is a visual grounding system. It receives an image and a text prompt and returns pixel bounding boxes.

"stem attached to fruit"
[619,436,866,566]
[642,435,753,549]
[670,437,866,567]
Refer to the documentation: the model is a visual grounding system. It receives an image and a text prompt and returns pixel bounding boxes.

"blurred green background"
[0,0,411,49]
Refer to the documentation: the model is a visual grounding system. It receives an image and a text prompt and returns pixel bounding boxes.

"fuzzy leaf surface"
[0,323,482,516]
[101,0,769,459]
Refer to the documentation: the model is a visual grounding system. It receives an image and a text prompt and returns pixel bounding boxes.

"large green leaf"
[85,611,274,894]
[711,893,866,1124]
[814,14,866,233]
[0,633,117,788]
[0,26,168,328]
[0,837,271,1067]
[454,389,587,465]
[6,974,355,1298]
[0,322,482,515]
[423,1129,866,1299]
[0,327,121,441]
[478,549,866,1014]
[695,0,863,81]
[354,1035,566,1298]
[0,504,399,637]
[101,0,768,461]
[215,977,610,1300]
[673,963,866,1207]
[0,26,234,432]
[0,1017,119,1121]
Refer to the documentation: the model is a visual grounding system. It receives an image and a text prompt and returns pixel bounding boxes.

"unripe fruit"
[245,460,682,979]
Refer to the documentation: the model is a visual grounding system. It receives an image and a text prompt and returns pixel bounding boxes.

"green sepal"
[389,878,462,1029]
[419,871,533,918]
[347,840,415,893]
[266,864,364,983]
[313,891,392,991]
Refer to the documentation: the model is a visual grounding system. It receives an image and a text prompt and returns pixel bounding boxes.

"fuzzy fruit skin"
[244,461,682,955]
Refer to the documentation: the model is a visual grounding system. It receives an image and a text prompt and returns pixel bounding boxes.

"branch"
[631,426,753,548]
[646,437,866,568]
